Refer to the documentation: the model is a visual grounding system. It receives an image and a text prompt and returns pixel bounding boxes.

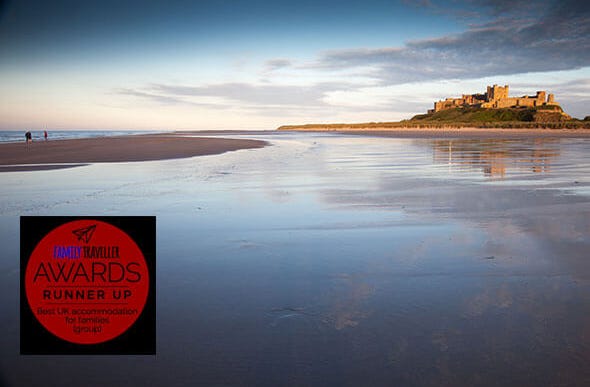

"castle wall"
[515,98,537,108]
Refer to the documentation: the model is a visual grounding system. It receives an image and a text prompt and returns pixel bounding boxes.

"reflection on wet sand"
[431,139,560,177]
[1,133,590,386]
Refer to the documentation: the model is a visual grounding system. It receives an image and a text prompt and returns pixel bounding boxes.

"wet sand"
[0,135,267,171]
[1,133,590,386]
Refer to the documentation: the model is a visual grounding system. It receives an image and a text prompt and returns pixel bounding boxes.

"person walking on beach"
[44,130,48,141]
[25,131,32,144]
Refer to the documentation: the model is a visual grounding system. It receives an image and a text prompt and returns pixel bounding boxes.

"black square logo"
[20,216,156,355]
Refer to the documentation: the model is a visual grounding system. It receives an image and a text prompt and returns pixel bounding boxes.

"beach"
[4,0,589,383]
[0,134,267,171]
[1,131,590,386]
[278,127,590,138]
[2,129,586,173]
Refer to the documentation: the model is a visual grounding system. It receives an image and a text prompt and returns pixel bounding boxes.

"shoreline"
[0,135,267,172]
[277,127,590,138]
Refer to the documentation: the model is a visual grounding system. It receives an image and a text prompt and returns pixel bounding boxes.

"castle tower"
[547,93,555,104]
[487,84,509,101]
[502,85,509,99]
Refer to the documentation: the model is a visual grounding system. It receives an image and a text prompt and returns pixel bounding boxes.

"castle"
[429,84,561,113]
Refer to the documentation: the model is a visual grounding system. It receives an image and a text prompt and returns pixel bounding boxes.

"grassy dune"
[278,107,590,131]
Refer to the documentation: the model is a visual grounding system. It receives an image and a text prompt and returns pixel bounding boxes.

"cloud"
[113,80,409,122]
[115,88,188,105]
[264,58,293,72]
[114,0,590,120]
[148,82,362,109]
[114,82,345,115]
[556,79,590,96]
[314,0,590,85]
[114,88,229,109]
[510,78,590,97]
[479,0,551,16]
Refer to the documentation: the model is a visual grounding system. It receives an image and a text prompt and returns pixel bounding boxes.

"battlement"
[428,84,561,114]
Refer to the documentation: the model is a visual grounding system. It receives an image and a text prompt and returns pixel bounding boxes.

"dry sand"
[0,135,267,172]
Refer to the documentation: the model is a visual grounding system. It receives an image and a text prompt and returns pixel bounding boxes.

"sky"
[0,0,589,130]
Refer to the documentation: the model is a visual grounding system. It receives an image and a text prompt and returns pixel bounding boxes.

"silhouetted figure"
[44,130,48,141]
[25,131,32,143]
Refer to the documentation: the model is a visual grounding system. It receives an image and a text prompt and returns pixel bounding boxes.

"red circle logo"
[25,220,149,344]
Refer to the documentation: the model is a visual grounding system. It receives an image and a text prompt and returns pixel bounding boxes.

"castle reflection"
[431,139,561,177]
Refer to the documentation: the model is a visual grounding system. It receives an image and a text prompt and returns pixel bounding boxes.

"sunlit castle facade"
[429,84,561,114]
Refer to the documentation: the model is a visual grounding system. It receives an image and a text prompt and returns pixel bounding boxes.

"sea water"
[0,130,164,143]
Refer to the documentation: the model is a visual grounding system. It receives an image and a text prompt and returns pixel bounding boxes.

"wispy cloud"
[264,58,293,72]
[151,82,341,107]
[114,80,406,121]
[114,88,229,109]
[118,81,365,110]
[115,88,189,105]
